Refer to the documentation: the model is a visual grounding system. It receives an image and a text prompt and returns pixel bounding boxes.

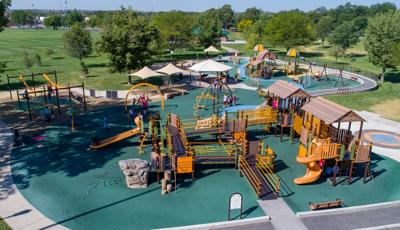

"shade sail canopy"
[204,45,220,53]
[156,63,186,76]
[301,97,365,124]
[189,59,232,72]
[129,66,164,79]
[265,80,311,99]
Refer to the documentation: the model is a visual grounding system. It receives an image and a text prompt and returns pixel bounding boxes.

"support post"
[43,86,48,106]
[16,88,21,110]
[7,75,12,99]
[82,82,87,111]
[56,88,61,116]
[358,121,364,139]
[31,72,36,96]
[26,90,32,121]
[55,70,58,85]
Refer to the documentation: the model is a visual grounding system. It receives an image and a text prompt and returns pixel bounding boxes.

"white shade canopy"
[156,63,186,76]
[129,66,164,79]
[189,59,232,72]
[204,45,220,53]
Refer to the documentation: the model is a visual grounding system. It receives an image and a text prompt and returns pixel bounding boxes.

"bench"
[308,199,344,211]
[350,76,359,81]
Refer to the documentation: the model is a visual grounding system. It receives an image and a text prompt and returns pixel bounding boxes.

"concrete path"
[299,201,400,230]
[258,198,307,230]
[0,120,67,230]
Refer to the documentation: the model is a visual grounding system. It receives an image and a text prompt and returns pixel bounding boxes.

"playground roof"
[265,80,310,99]
[156,63,187,76]
[287,48,299,58]
[301,97,365,124]
[204,45,220,53]
[252,49,277,65]
[189,59,232,72]
[129,66,164,79]
[253,44,264,52]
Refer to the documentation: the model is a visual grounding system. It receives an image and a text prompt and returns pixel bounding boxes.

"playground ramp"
[90,127,141,150]
[240,155,277,200]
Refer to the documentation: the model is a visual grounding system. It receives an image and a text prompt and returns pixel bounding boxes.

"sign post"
[228,192,243,221]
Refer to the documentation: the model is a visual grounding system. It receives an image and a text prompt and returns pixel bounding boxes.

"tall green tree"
[44,13,62,30]
[194,9,222,47]
[218,4,234,29]
[0,0,11,31]
[245,20,266,49]
[63,24,92,77]
[329,21,359,52]
[237,19,253,32]
[63,9,84,27]
[151,11,194,51]
[364,11,400,82]
[242,7,262,22]
[265,11,315,49]
[97,8,159,72]
[315,15,334,46]
[11,10,33,27]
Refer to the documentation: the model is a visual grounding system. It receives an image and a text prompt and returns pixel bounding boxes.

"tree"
[265,11,315,49]
[364,11,400,82]
[63,9,84,27]
[237,19,253,32]
[328,46,344,63]
[0,0,11,32]
[245,20,266,49]
[242,7,262,22]
[44,13,62,30]
[96,8,159,72]
[194,9,222,47]
[151,11,194,51]
[218,4,234,29]
[329,21,359,53]
[11,10,33,27]
[315,15,334,46]
[63,24,92,77]
[87,15,100,28]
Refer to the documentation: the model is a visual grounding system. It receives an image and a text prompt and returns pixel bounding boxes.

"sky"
[10,0,400,12]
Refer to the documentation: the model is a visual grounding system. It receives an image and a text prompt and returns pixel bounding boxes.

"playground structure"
[246,49,277,80]
[137,108,281,199]
[8,71,87,121]
[124,82,165,112]
[294,97,372,185]
[285,48,300,75]
[193,78,233,119]
[257,80,312,141]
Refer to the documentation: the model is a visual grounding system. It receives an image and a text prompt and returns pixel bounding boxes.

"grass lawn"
[223,34,400,120]
[0,29,220,91]
[0,218,11,230]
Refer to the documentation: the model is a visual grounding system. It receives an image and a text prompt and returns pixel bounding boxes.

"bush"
[22,51,34,68]
[44,48,55,56]
[33,54,42,67]
[0,61,7,73]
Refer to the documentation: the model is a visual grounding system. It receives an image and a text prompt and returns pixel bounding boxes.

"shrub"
[33,53,42,67]
[44,48,55,56]
[22,51,34,68]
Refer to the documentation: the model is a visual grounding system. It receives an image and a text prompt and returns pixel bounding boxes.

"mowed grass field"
[0,29,134,90]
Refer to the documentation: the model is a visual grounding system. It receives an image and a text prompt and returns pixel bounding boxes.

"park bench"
[308,199,344,211]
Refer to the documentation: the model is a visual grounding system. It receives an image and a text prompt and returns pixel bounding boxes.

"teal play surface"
[10,88,400,230]
[227,60,361,91]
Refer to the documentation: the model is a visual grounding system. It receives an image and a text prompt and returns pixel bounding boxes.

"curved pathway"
[0,120,67,230]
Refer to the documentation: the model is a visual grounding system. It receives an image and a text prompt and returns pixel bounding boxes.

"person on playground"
[47,84,53,100]
[232,94,237,106]
[44,106,51,122]
[103,115,109,130]
[129,108,134,123]
[13,129,23,147]
[132,98,136,108]
[223,94,227,107]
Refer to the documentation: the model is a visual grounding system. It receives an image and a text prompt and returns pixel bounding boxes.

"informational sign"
[228,192,243,221]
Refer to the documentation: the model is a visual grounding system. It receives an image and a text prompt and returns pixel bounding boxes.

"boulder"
[119,159,150,189]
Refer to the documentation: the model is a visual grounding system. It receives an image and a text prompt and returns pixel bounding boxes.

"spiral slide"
[294,155,322,185]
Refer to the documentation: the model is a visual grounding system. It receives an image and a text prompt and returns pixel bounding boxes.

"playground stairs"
[240,155,277,200]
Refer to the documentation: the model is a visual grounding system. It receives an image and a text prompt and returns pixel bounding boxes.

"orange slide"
[294,155,322,185]
[90,127,141,150]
